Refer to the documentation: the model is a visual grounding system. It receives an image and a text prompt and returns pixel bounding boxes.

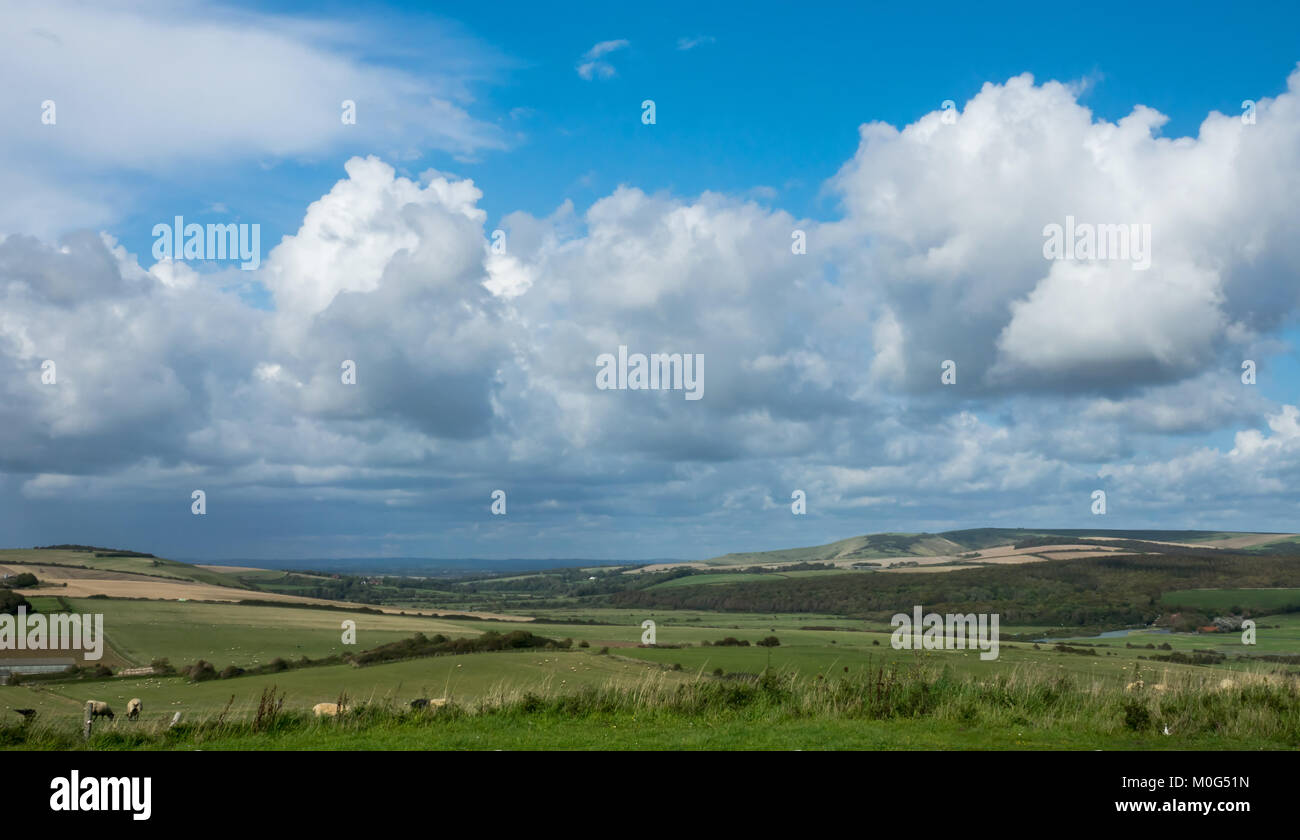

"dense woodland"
[609,552,1300,626]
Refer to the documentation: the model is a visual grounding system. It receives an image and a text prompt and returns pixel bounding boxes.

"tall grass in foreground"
[5,662,1299,749]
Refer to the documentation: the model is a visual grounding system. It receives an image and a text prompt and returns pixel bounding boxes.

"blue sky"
[107,1,1300,265]
[3,1,1300,563]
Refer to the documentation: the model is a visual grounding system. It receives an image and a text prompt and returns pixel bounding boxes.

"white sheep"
[85,700,114,720]
[313,702,345,717]
[126,698,143,720]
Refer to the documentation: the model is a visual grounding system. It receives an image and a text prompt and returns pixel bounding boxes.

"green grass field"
[7,661,1298,751]
[45,592,1294,684]
[3,648,678,721]
[1160,587,1300,611]
[6,597,1294,728]
[17,713,1292,751]
[74,599,496,667]
[526,607,859,626]
[53,598,889,669]
[1047,614,1300,661]
[6,543,1300,750]
[23,596,66,613]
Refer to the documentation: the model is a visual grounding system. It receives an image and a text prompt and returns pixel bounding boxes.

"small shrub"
[1123,699,1152,732]
[182,660,218,682]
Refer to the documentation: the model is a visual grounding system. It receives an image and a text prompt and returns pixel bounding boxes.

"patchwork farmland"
[4,530,1300,750]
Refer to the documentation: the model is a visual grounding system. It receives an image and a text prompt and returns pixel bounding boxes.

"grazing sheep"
[126,698,143,720]
[409,698,448,710]
[1218,678,1236,691]
[168,711,182,729]
[313,702,344,717]
[85,700,114,720]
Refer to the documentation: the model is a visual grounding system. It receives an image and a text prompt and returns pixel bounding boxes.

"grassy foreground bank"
[5,663,1298,751]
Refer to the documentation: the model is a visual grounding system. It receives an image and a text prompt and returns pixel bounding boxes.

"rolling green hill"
[702,528,1294,567]
[704,532,966,567]
[0,548,252,589]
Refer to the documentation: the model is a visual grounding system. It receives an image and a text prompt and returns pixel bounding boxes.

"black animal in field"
[409,698,448,710]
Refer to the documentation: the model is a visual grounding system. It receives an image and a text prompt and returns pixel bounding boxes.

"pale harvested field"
[969,544,1124,564]
[977,543,1121,559]
[6,563,144,581]
[1203,534,1297,548]
[7,564,527,622]
[878,563,996,574]
[631,542,1132,575]
[632,540,1140,575]
[1087,534,1296,550]
[871,543,1132,574]
[625,562,712,574]
[876,556,1058,574]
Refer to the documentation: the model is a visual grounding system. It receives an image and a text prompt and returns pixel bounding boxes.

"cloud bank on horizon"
[3,1,1300,561]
